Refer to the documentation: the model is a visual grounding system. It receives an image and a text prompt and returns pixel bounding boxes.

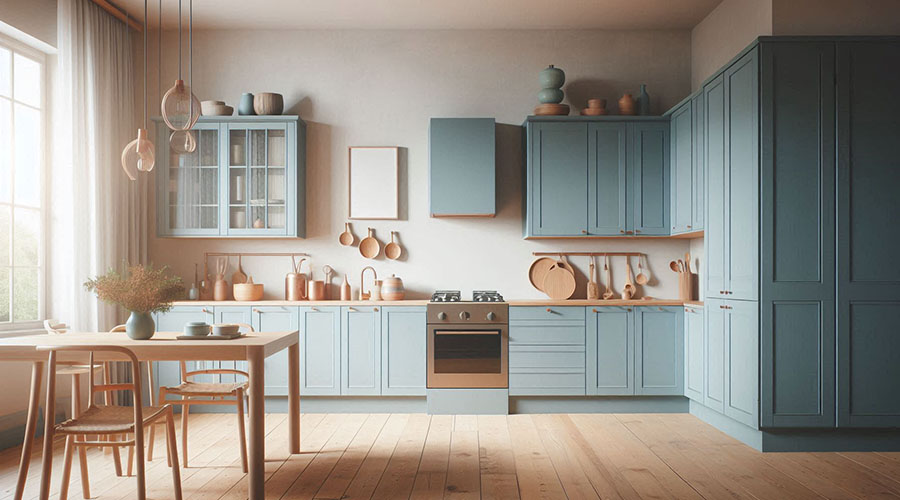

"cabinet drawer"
[510,345,585,369]
[510,306,585,322]
[509,372,586,396]
[510,325,585,345]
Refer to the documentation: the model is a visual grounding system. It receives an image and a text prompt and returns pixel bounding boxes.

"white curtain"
[51,0,150,332]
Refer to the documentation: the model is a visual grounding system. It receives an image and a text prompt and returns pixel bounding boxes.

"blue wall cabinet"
[300,306,341,395]
[635,307,684,395]
[251,306,298,396]
[669,101,693,234]
[704,300,726,413]
[691,93,704,231]
[588,123,628,235]
[429,118,496,217]
[836,41,900,428]
[341,306,382,395]
[586,307,633,395]
[509,306,586,396]
[723,300,758,428]
[527,122,589,236]
[628,122,670,236]
[155,116,306,238]
[381,307,427,396]
[704,73,727,298]
[683,306,704,402]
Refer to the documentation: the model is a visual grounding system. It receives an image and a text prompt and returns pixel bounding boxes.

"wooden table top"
[0,331,299,361]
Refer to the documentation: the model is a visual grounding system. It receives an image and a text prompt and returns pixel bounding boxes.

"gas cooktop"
[430,290,505,302]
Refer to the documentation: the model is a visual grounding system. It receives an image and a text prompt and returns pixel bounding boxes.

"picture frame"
[348,146,399,219]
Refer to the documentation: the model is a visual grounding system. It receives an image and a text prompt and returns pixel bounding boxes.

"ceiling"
[117,0,723,30]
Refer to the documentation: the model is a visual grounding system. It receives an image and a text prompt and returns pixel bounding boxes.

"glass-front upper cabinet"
[155,116,305,238]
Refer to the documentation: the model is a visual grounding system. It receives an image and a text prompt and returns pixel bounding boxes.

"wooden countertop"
[173,299,703,307]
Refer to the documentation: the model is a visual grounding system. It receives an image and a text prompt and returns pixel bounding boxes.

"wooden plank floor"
[2,412,900,499]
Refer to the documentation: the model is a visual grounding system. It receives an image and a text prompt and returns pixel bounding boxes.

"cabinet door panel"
[691,93,705,231]
[215,306,252,383]
[251,306,298,396]
[381,307,426,395]
[341,306,381,395]
[588,123,627,235]
[704,301,725,413]
[586,308,633,395]
[670,103,693,234]
[530,122,589,235]
[300,306,341,395]
[725,50,759,300]
[154,307,215,390]
[724,300,758,428]
[684,307,704,402]
[635,307,683,395]
[429,118,495,216]
[630,123,670,235]
[704,75,727,298]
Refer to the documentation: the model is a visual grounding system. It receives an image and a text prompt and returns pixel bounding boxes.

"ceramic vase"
[238,93,255,115]
[125,311,156,340]
[637,84,650,116]
[538,65,566,104]
[381,275,405,301]
[618,93,636,115]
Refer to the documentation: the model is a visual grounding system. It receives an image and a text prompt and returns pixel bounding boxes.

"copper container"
[308,280,326,301]
[285,256,307,300]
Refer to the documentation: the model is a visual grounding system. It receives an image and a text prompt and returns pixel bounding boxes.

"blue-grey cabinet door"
[341,306,381,395]
[299,306,341,395]
[684,306,704,402]
[704,74,727,299]
[586,307,633,395]
[215,306,252,383]
[836,41,900,428]
[381,307,426,396]
[635,307,683,395]
[670,102,693,234]
[529,122,588,236]
[588,122,627,235]
[251,306,298,396]
[429,118,495,217]
[725,49,759,301]
[154,307,215,391]
[759,42,836,428]
[628,122,670,236]
[724,300,758,428]
[704,300,726,413]
[691,93,705,231]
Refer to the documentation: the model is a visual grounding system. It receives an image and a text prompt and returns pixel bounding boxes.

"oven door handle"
[433,330,501,335]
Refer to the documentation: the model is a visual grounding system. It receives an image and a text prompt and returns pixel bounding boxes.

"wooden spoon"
[232,255,248,284]
[635,255,648,285]
[684,252,691,275]
[670,260,681,273]
[602,255,615,300]
[384,231,402,260]
[339,222,354,246]
[622,259,636,300]
[359,228,380,259]
[587,256,600,300]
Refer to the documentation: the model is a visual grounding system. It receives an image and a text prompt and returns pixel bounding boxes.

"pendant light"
[160,0,200,132]
[121,0,155,179]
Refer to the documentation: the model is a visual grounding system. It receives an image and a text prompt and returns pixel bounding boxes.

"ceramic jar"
[618,93,636,115]
[637,84,650,115]
[126,311,157,340]
[538,65,566,90]
[381,275,405,301]
[238,93,255,115]
[253,92,284,115]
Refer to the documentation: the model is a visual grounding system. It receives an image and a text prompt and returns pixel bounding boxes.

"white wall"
[147,29,695,301]
[690,0,773,89]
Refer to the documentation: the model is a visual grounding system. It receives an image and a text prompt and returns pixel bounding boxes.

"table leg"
[288,342,300,454]
[247,347,265,500]
[39,352,57,500]
[14,361,43,500]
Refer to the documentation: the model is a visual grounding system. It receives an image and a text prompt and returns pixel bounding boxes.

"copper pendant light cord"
[177,0,182,80]
[189,0,193,118]
[143,0,147,129]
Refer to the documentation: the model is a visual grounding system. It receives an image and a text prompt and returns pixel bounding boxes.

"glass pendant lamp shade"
[121,128,156,180]
[161,79,201,130]
[169,128,196,154]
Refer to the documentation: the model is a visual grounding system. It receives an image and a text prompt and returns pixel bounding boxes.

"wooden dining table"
[0,330,301,500]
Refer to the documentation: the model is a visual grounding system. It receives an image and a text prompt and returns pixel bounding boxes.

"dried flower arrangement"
[84,264,185,314]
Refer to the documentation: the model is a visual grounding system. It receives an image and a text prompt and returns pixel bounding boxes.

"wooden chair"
[37,345,182,500]
[153,323,252,472]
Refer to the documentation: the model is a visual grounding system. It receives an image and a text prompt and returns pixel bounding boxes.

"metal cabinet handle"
[546,308,552,313]
[687,225,692,229]
[592,308,599,313]
[201,308,212,314]
[348,307,357,312]
[310,307,318,312]
[635,229,642,234]
[658,307,664,311]
[620,230,626,234]
[252,308,261,314]
[625,230,634,235]
[626,308,632,312]
[373,307,379,312]
[581,230,588,234]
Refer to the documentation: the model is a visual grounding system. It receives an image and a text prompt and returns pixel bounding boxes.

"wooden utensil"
[232,255,248,284]
[587,256,600,300]
[678,259,685,273]
[558,254,575,275]
[635,255,649,285]
[322,265,334,300]
[670,261,681,273]
[385,231,402,260]
[622,258,636,300]
[359,228,380,259]
[214,257,229,301]
[339,222,354,246]
[233,275,263,301]
[528,257,556,292]
[602,256,615,300]
[684,252,691,275]
[542,264,576,300]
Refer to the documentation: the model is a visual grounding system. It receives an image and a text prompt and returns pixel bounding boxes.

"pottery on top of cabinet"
[238,93,255,115]
[534,65,569,116]
[637,84,650,115]
[254,92,284,115]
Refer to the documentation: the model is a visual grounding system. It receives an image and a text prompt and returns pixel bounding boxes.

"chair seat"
[165,381,248,397]
[56,405,168,434]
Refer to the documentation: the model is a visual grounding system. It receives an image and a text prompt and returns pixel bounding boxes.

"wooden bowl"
[253,92,284,115]
[233,283,264,301]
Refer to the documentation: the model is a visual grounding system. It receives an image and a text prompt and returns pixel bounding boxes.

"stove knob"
[437,311,447,320]
[486,312,497,321]
[459,311,470,320]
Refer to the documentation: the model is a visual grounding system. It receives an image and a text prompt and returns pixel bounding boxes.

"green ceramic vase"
[125,311,156,340]
[538,65,566,89]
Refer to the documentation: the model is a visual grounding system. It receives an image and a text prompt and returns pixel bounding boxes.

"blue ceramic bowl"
[183,321,210,336]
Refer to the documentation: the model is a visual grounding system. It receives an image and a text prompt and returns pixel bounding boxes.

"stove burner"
[431,290,461,302]
[473,290,504,302]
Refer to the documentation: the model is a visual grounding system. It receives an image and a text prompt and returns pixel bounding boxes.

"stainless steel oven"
[426,302,508,389]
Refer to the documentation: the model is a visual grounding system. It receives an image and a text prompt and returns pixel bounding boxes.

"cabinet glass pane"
[229,130,246,166]
[268,130,285,166]
[250,130,266,166]
[200,206,217,229]
[199,129,218,166]
[230,206,247,229]
[268,168,285,203]
[199,168,217,205]
[251,205,266,229]
[230,168,246,204]
[268,205,285,228]
[250,167,266,203]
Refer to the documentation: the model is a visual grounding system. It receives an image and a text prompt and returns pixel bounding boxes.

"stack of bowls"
[201,100,234,116]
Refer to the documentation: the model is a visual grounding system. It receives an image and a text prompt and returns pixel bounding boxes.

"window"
[0,35,46,329]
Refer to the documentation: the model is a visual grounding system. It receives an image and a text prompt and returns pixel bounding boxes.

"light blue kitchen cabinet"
[669,101,693,234]
[723,300,758,428]
[215,306,252,383]
[628,122,670,236]
[587,122,627,235]
[704,73,727,299]
[635,307,683,395]
[527,122,589,236]
[155,115,306,238]
[153,306,215,390]
[251,306,298,396]
[704,300,726,413]
[299,306,341,395]
[691,93,704,231]
[509,306,586,396]
[341,306,382,396]
[429,118,495,217]
[586,307,633,395]
[381,307,427,396]
[683,305,704,402]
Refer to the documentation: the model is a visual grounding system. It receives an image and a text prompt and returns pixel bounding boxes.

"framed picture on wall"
[348,146,399,219]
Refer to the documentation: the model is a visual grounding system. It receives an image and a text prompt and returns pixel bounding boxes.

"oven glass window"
[433,330,501,374]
